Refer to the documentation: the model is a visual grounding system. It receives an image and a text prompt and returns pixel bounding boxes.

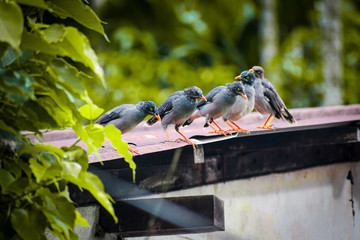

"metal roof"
[37,104,360,163]
[32,104,360,202]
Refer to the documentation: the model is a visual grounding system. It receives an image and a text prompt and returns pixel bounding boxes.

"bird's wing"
[262,79,296,123]
[263,87,283,119]
[95,104,133,124]
[197,86,223,109]
[146,91,183,126]
[158,91,183,118]
[262,79,285,106]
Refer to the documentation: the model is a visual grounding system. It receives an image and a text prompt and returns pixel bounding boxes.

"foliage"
[342,0,360,104]
[0,1,134,239]
[88,0,258,111]
[87,0,360,111]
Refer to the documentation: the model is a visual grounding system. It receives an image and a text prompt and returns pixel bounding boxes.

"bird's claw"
[209,130,228,136]
[128,147,140,155]
[227,128,250,134]
[257,125,274,130]
[179,138,197,149]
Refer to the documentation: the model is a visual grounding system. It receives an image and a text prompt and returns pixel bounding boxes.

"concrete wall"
[76,162,360,240]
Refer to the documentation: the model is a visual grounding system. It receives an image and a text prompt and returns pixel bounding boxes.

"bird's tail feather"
[145,116,158,126]
[281,108,296,124]
[182,118,194,127]
[182,110,201,127]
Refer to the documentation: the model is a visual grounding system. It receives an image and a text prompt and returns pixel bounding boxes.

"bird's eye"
[150,108,153,112]
[257,71,261,74]
[237,88,240,91]
[193,92,198,95]
[246,76,249,79]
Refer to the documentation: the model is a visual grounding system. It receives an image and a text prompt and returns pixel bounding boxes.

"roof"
[37,104,360,163]
[35,104,360,202]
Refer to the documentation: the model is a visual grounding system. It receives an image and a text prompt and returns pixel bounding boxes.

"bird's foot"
[257,125,274,130]
[128,147,140,155]
[228,128,250,134]
[179,138,197,149]
[209,129,229,136]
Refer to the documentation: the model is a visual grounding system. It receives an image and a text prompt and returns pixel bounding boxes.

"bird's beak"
[155,114,161,122]
[242,94,248,100]
[249,69,254,73]
[201,95,207,101]
[235,76,241,80]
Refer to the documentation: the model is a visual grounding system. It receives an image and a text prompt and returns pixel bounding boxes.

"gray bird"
[183,81,247,136]
[251,66,296,129]
[95,101,161,154]
[146,86,206,149]
[222,71,255,133]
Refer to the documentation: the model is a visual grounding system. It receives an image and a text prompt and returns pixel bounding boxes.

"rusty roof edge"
[26,104,360,143]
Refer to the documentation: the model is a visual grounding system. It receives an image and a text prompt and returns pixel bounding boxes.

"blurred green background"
[84,0,360,112]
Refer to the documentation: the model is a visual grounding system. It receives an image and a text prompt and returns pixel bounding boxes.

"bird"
[146,86,206,149]
[95,101,161,154]
[251,66,296,129]
[183,81,248,136]
[222,70,256,133]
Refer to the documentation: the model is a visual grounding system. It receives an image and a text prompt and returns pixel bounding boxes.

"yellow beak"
[155,114,161,122]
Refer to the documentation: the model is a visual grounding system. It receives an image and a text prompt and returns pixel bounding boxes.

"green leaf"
[0,45,16,67]
[74,171,118,223]
[62,146,89,170]
[105,124,136,182]
[22,100,59,130]
[11,208,47,240]
[72,123,98,158]
[50,59,91,103]
[84,124,105,149]
[0,69,35,105]
[62,161,81,179]
[29,157,49,183]
[75,210,89,227]
[79,103,104,120]
[15,0,49,9]
[47,0,107,38]
[0,2,23,51]
[0,119,17,135]
[21,26,105,84]
[38,189,76,240]
[3,159,22,179]
[6,177,30,196]
[41,24,66,43]
[20,144,65,161]
[0,169,16,193]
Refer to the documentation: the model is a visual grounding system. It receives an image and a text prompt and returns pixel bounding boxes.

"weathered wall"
[127,162,359,240]
[75,162,359,240]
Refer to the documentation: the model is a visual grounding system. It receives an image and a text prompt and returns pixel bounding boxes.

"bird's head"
[142,101,161,122]
[226,81,247,100]
[250,66,264,79]
[239,70,255,85]
[184,86,207,101]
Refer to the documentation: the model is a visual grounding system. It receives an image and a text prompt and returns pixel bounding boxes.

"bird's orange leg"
[264,115,275,129]
[164,129,172,141]
[211,120,231,135]
[224,120,238,132]
[176,130,197,149]
[208,122,225,135]
[128,146,140,155]
[230,121,249,134]
[257,115,275,129]
[257,115,272,129]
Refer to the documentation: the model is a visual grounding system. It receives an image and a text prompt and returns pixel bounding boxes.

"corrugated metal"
[32,104,360,163]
